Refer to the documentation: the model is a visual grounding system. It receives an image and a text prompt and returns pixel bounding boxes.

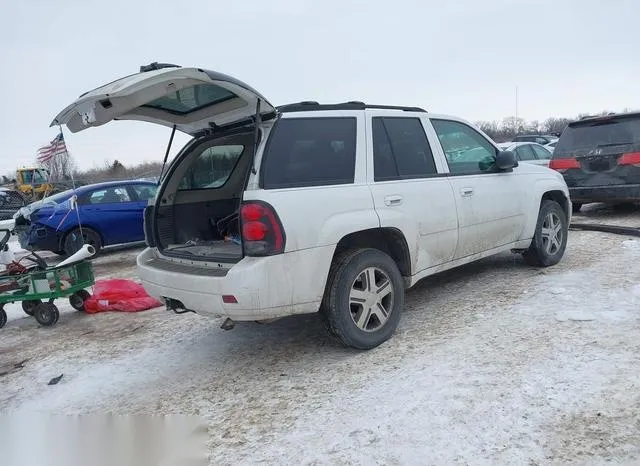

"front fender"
[520,178,570,240]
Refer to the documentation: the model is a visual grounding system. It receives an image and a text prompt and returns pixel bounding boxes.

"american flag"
[37,132,67,163]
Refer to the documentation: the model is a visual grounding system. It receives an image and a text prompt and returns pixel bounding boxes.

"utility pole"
[515,86,519,135]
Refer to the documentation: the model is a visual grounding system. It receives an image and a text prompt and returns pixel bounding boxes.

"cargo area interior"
[153,131,255,262]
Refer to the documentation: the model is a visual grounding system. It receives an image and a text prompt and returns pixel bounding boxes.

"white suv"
[54,64,571,349]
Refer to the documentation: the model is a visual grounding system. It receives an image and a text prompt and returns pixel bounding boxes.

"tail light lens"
[618,152,640,166]
[240,201,285,256]
[549,158,581,171]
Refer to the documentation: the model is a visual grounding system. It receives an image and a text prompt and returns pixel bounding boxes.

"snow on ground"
[1,237,143,324]
[0,211,639,464]
[575,202,640,227]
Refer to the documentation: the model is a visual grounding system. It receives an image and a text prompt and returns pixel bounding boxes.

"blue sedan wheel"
[63,228,102,257]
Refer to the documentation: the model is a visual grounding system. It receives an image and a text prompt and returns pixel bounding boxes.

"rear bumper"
[136,246,335,321]
[569,184,640,203]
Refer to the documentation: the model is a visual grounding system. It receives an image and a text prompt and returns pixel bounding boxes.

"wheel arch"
[541,190,571,219]
[59,225,104,252]
[520,182,571,240]
[331,227,412,278]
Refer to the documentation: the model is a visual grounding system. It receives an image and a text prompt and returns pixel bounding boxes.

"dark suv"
[550,112,640,212]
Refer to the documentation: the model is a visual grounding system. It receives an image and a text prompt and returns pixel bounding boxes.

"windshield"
[554,116,640,156]
[41,189,74,204]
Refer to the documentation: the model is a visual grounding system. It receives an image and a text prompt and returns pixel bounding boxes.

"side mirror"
[496,151,518,170]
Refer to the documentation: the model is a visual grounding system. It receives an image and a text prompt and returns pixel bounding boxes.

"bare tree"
[502,116,526,136]
[475,120,500,140]
[74,159,164,184]
[543,117,572,135]
[41,151,76,181]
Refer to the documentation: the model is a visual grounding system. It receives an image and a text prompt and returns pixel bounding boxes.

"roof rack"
[277,101,427,113]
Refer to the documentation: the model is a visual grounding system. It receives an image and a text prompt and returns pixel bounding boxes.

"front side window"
[372,117,437,181]
[262,117,357,189]
[431,119,497,174]
[178,145,245,190]
[86,187,131,204]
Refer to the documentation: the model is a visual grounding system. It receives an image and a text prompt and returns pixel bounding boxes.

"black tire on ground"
[523,200,568,267]
[63,228,102,258]
[572,202,582,213]
[69,290,91,312]
[0,306,6,328]
[22,299,42,316]
[33,302,59,327]
[52,305,60,325]
[321,248,404,350]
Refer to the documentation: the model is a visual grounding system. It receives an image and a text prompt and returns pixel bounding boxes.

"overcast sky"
[2,0,638,170]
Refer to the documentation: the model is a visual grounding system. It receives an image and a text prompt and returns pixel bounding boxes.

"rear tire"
[22,299,42,316]
[69,290,91,312]
[322,248,404,350]
[34,302,59,327]
[0,306,6,328]
[523,200,568,267]
[63,228,102,258]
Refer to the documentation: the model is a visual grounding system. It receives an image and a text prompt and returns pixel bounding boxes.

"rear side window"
[515,144,536,161]
[372,117,437,181]
[262,118,357,189]
[554,116,640,157]
[532,145,552,160]
[132,184,157,201]
[178,145,244,190]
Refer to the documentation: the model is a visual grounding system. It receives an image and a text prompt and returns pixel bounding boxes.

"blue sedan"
[15,180,157,256]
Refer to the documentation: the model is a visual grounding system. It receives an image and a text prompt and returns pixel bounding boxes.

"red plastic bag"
[84,279,162,314]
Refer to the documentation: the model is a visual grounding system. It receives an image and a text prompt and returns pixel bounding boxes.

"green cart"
[0,230,95,328]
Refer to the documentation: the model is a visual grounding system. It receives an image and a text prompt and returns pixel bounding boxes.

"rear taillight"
[618,152,640,166]
[240,201,285,256]
[549,158,581,171]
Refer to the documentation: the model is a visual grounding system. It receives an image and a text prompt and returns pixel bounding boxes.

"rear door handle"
[384,195,403,206]
[460,187,474,197]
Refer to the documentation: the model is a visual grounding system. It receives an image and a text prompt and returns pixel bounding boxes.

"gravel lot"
[1,205,639,465]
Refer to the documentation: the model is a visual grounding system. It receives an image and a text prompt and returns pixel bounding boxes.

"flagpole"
[56,125,84,240]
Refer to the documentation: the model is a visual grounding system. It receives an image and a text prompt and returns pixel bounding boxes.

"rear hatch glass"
[554,116,640,158]
[553,115,640,186]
